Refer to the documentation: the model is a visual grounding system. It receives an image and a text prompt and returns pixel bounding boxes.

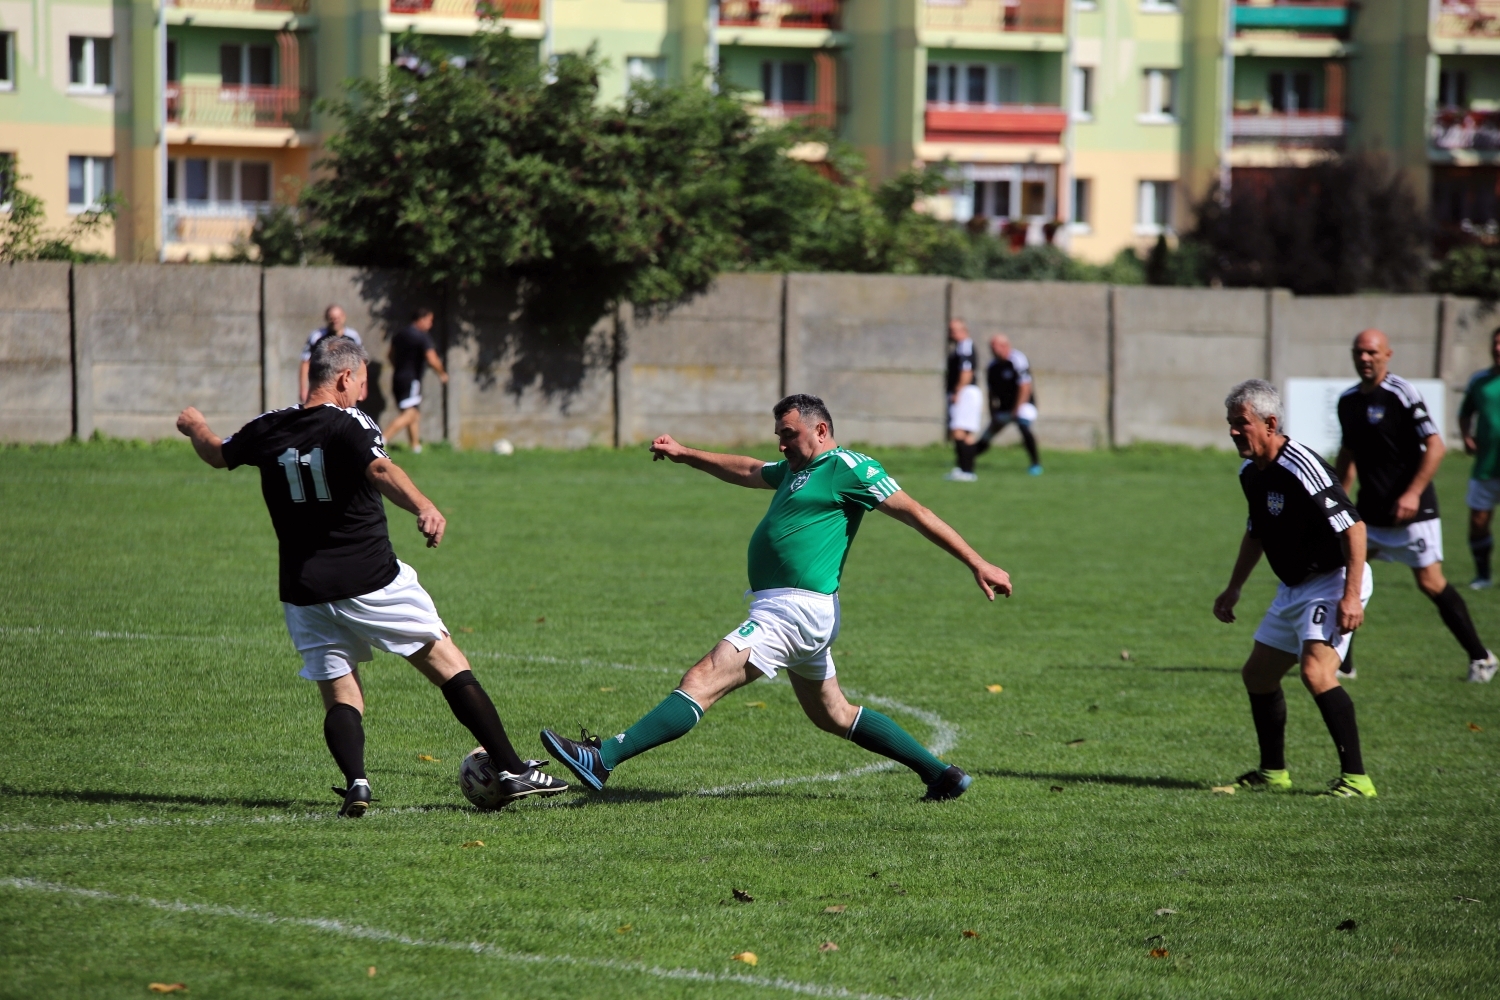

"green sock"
[847,708,949,784]
[599,689,703,770]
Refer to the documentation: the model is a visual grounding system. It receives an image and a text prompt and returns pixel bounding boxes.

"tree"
[0,172,118,263]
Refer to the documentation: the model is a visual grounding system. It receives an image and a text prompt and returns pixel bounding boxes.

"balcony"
[923,0,1064,35]
[754,102,835,128]
[165,206,262,247]
[1230,112,1346,147]
[166,0,310,11]
[1233,2,1349,32]
[1435,1,1500,39]
[1432,107,1500,151]
[718,0,840,29]
[924,104,1067,143]
[387,0,540,17]
[167,83,311,130]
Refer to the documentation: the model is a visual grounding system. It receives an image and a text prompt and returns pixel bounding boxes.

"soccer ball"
[458,747,508,810]
[491,438,514,456]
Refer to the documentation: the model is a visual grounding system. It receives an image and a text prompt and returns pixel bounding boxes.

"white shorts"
[723,588,839,681]
[949,385,985,435]
[1367,519,1443,569]
[396,378,423,410]
[282,561,448,681]
[989,401,1039,428]
[1253,566,1374,660]
[1468,477,1500,511]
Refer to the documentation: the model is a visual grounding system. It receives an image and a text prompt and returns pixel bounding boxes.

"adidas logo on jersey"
[1324,497,1339,509]
[864,467,880,479]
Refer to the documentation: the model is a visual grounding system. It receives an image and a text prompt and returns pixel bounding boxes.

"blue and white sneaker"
[540,728,612,790]
[923,765,972,801]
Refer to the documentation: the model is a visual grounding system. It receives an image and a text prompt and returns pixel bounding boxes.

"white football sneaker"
[1471,578,1492,591]
[1468,652,1498,684]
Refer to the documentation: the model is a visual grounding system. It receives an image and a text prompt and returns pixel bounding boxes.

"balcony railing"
[923,0,1065,35]
[924,104,1068,143]
[754,102,835,128]
[387,0,540,17]
[1232,2,1349,32]
[718,0,840,30]
[1230,112,1346,147]
[166,0,310,12]
[166,84,311,130]
[1432,108,1500,151]
[165,206,263,246]
[1435,1,1500,39]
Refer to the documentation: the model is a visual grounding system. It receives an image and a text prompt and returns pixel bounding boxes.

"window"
[1269,72,1314,113]
[927,62,1017,105]
[0,31,14,90]
[68,155,113,211]
[1070,178,1091,228]
[762,60,809,104]
[168,157,274,208]
[167,40,179,83]
[1071,66,1093,119]
[0,152,14,209]
[1137,180,1174,233]
[972,180,1012,219]
[626,56,665,85]
[1140,69,1176,121]
[1440,70,1469,108]
[221,44,274,86]
[68,37,112,92]
[1140,0,1178,11]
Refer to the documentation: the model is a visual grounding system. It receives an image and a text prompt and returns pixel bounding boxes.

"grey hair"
[1225,378,1282,424]
[308,334,369,389]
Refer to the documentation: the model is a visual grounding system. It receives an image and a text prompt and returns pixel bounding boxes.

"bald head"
[1352,328,1392,387]
[990,334,1011,360]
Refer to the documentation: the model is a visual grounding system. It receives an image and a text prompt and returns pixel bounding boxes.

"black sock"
[323,703,367,785]
[440,670,526,774]
[1019,425,1040,466]
[973,435,992,457]
[1472,535,1493,581]
[956,441,977,473]
[1313,686,1364,775]
[1429,584,1489,661]
[1247,689,1287,771]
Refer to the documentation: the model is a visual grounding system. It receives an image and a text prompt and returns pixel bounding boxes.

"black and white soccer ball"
[458,747,507,810]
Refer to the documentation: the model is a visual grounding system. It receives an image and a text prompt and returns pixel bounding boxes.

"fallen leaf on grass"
[746,701,767,709]
[1120,650,1132,661]
[1211,785,1236,795]
[1021,731,1037,737]
[417,754,439,762]
[986,684,1004,693]
[819,942,839,952]
[732,888,754,903]
[1154,908,1177,916]
[599,687,616,693]
[148,986,187,994]
[962,930,979,939]
[1066,739,1086,747]
[1468,722,1483,732]
[730,952,758,966]
[1336,919,1357,931]
[458,627,474,633]
[824,905,846,913]
[367,967,377,978]
[536,616,546,623]
[1149,948,1169,959]
[617,924,633,934]
[1454,895,1481,903]
[1049,785,1063,793]
[462,840,485,849]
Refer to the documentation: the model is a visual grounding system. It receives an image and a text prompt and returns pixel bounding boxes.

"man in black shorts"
[978,334,1042,475]
[1335,329,1495,682]
[382,307,449,454]
[176,336,564,816]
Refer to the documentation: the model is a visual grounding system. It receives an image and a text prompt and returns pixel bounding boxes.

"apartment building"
[2,0,1497,263]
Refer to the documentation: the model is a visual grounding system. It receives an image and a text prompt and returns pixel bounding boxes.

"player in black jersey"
[1335,329,1496,682]
[977,334,1042,475]
[177,336,565,816]
[1213,380,1377,798]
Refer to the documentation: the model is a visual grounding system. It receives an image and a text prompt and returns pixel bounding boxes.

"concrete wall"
[1440,297,1500,441]
[0,263,74,443]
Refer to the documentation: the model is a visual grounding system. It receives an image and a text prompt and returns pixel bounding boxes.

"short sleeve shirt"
[390,325,435,379]
[1337,375,1439,526]
[1461,368,1500,482]
[747,447,901,594]
[986,349,1035,413]
[301,327,363,362]
[221,404,399,606]
[946,340,975,396]
[1240,438,1361,587]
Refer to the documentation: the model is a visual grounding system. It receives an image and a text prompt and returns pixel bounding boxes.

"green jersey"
[747,447,901,594]
[1461,368,1500,481]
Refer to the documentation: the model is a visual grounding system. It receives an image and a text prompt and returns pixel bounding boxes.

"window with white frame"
[1140,69,1176,121]
[220,43,274,86]
[166,157,273,210]
[762,60,810,104]
[1439,70,1469,108]
[1070,178,1091,228]
[626,56,665,85]
[68,37,112,92]
[1137,180,1174,233]
[1071,66,1093,119]
[953,165,1055,223]
[927,62,1017,105]
[0,152,14,210]
[0,32,14,91]
[68,156,113,211]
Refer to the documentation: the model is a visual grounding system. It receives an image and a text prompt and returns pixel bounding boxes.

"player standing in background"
[978,334,1042,476]
[1335,329,1495,683]
[1461,327,1500,593]
[945,318,983,481]
[382,307,449,454]
[298,305,362,404]
[177,336,565,816]
[541,394,1012,801]
[1214,380,1377,798]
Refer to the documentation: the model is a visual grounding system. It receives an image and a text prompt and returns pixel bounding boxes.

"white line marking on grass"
[0,625,279,645]
[468,650,678,674]
[0,806,444,836]
[0,878,903,1000]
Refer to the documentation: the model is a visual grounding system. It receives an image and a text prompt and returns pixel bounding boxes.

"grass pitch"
[0,439,1497,999]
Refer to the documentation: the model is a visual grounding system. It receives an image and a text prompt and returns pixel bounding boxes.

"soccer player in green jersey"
[541,394,1013,801]
[1460,327,1500,604]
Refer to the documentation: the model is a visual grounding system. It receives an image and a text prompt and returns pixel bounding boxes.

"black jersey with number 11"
[222,404,399,606]
[1240,438,1362,587]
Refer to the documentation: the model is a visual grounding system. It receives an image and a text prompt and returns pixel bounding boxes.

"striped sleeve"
[839,455,901,509]
[1279,440,1360,533]
[1385,375,1439,440]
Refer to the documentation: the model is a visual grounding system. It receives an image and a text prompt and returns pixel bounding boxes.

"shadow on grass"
[976,770,1207,791]
[536,787,688,809]
[0,784,320,810]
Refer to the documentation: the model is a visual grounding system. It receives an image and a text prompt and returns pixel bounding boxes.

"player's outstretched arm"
[876,490,1012,600]
[367,458,446,547]
[1213,533,1264,624]
[176,407,227,468]
[648,434,773,489]
[1336,521,1367,633]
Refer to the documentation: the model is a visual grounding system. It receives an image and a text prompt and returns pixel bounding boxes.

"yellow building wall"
[1068,148,1180,263]
[3,122,120,256]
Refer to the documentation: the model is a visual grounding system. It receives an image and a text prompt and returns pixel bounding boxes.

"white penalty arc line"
[0,878,904,1000]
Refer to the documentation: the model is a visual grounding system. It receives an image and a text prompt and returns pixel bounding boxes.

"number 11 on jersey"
[277,447,331,502]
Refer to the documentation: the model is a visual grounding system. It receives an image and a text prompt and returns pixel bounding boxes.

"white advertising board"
[1284,378,1447,460]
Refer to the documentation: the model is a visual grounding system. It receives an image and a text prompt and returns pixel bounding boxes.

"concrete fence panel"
[0,262,74,443]
[951,280,1111,449]
[1114,287,1269,449]
[1440,297,1496,441]
[619,273,784,446]
[72,263,262,440]
[787,273,949,446]
[1271,294,1442,386]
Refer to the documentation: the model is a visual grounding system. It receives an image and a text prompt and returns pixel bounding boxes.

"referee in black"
[1214,380,1377,798]
[1335,329,1495,682]
[177,336,565,815]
